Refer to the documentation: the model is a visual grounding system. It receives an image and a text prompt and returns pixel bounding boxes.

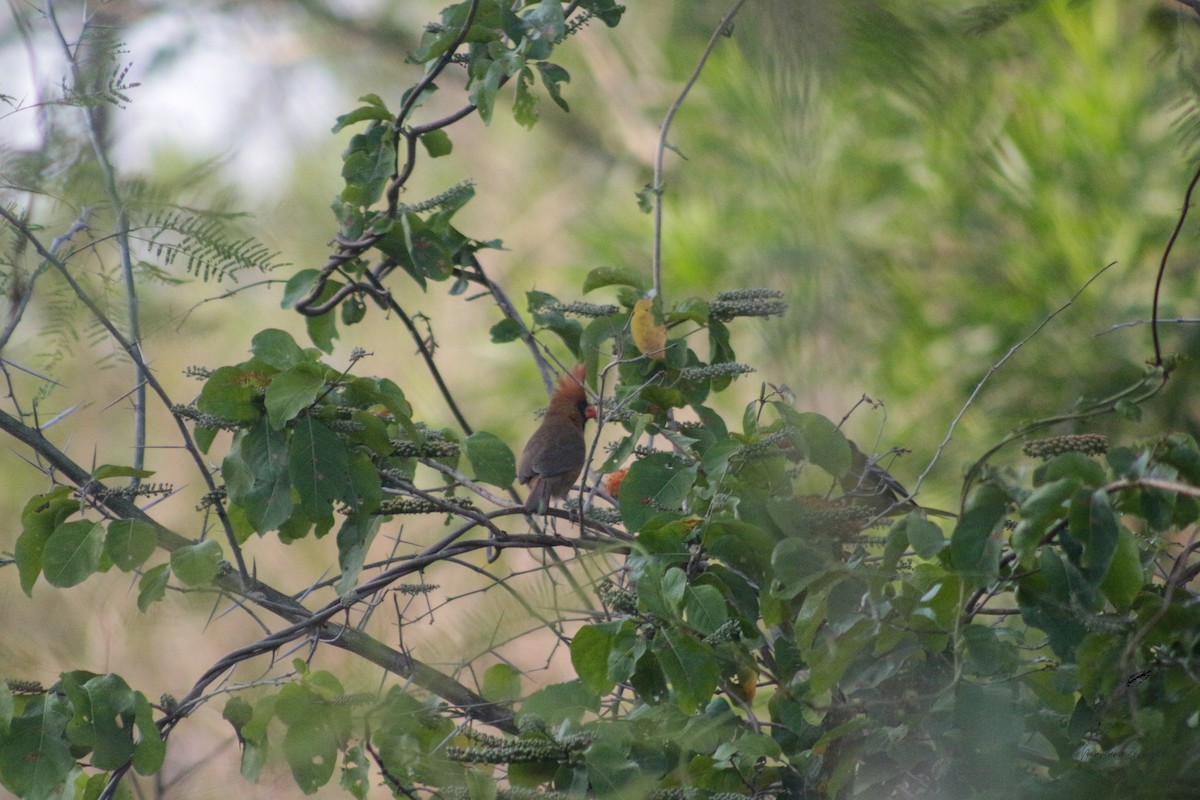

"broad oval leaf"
[170,540,223,587]
[137,564,170,612]
[252,328,308,370]
[464,431,517,487]
[652,630,720,713]
[581,265,648,294]
[105,520,159,571]
[618,452,697,532]
[1099,526,1143,611]
[265,363,327,430]
[42,520,104,588]
[570,623,616,696]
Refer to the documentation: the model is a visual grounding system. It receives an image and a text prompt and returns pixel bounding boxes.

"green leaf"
[771,538,834,599]
[704,520,776,585]
[489,318,524,343]
[341,744,370,800]
[607,620,644,683]
[104,520,159,571]
[961,624,1017,678]
[41,520,104,588]
[582,265,648,294]
[376,378,413,423]
[266,363,327,430]
[238,694,277,782]
[523,0,566,44]
[0,682,11,736]
[289,417,351,524]
[420,130,453,157]
[1099,526,1142,611]
[954,682,1022,750]
[197,365,266,423]
[481,664,522,703]
[335,512,380,596]
[91,464,155,480]
[1077,489,1119,585]
[570,624,616,696]
[1033,451,1106,487]
[810,618,872,695]
[685,584,728,635]
[907,515,946,559]
[949,482,1008,586]
[132,690,165,777]
[774,406,851,476]
[170,540,223,586]
[340,121,396,208]
[536,62,570,112]
[223,697,253,733]
[346,452,382,514]
[1013,477,1079,565]
[282,269,322,308]
[464,431,517,487]
[708,320,736,390]
[73,674,136,770]
[469,57,506,124]
[578,0,624,25]
[579,313,626,381]
[518,681,599,727]
[0,694,75,800]
[599,415,648,473]
[1016,550,1088,659]
[14,525,51,597]
[331,94,392,133]
[513,67,539,129]
[224,421,295,535]
[283,719,338,793]
[617,452,698,532]
[137,564,170,612]
[662,567,687,610]
[252,328,308,370]
[653,630,720,712]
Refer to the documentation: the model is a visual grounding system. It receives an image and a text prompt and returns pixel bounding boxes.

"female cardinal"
[518,364,596,514]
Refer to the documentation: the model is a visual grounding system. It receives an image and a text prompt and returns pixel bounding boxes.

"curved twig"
[1150,159,1200,366]
[651,0,747,297]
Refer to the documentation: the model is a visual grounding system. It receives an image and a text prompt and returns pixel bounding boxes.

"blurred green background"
[3,0,1200,796]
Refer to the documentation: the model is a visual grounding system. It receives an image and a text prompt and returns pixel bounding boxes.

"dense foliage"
[3,2,1200,799]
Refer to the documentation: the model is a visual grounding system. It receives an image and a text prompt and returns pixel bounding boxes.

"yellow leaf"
[631,297,667,361]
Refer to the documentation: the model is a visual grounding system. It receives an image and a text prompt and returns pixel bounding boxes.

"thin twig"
[0,208,249,577]
[47,2,148,474]
[917,261,1118,503]
[0,213,90,353]
[651,0,747,296]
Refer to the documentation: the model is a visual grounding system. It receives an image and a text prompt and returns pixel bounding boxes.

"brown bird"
[839,441,956,518]
[518,364,596,514]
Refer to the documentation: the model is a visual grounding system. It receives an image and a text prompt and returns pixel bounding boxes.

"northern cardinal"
[839,441,956,518]
[518,364,596,514]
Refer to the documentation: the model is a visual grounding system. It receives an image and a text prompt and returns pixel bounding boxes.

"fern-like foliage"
[139,210,290,282]
[62,60,139,110]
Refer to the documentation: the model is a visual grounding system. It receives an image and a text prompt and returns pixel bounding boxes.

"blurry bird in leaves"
[839,441,956,519]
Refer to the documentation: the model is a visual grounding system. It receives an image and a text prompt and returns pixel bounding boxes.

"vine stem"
[651,0,747,297]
